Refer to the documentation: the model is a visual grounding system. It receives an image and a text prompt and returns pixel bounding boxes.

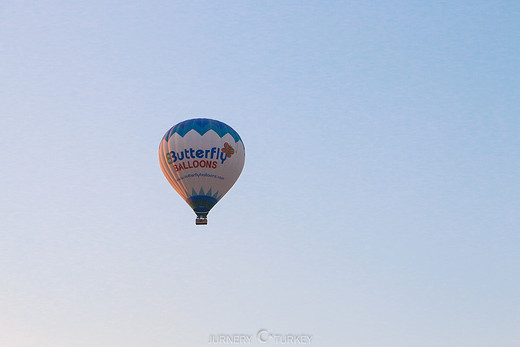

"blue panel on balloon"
[187,195,219,213]
[163,118,242,143]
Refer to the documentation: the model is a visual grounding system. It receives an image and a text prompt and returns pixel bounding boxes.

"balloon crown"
[163,118,242,143]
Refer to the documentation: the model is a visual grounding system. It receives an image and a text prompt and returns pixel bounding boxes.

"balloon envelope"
[159,118,245,225]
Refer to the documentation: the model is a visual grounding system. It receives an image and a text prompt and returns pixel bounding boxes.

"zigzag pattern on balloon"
[190,187,222,201]
[163,118,242,143]
[186,187,222,214]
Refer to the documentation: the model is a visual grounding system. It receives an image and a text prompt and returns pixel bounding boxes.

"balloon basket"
[195,217,208,225]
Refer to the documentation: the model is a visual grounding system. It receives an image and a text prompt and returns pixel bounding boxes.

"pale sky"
[1,1,519,346]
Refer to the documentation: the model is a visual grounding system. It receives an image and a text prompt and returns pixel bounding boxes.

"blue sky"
[1,1,519,346]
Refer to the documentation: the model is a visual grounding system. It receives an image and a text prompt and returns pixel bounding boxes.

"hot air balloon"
[159,118,245,225]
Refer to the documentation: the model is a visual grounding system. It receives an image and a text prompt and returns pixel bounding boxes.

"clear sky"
[1,1,519,346]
